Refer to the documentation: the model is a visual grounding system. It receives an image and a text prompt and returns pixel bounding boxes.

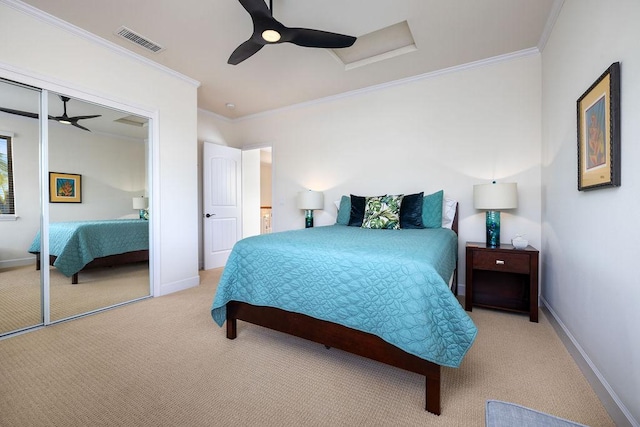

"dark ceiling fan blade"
[239,0,271,16]
[283,28,356,48]
[228,39,265,65]
[68,114,102,120]
[0,107,39,119]
[1,98,98,131]
[71,122,92,132]
[49,96,100,130]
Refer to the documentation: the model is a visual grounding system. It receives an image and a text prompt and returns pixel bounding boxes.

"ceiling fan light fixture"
[58,119,72,125]
[228,0,356,65]
[261,29,281,43]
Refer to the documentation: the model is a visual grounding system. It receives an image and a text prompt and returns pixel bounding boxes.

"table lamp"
[297,190,324,228]
[473,182,517,247]
[132,196,148,219]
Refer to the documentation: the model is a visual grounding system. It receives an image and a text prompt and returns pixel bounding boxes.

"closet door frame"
[39,89,50,324]
[0,66,158,332]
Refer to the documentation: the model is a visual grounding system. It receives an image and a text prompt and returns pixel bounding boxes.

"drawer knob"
[496,260,505,265]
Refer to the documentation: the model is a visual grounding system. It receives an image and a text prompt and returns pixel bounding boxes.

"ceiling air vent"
[115,26,165,53]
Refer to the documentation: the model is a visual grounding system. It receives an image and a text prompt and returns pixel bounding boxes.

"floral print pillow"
[361,194,404,229]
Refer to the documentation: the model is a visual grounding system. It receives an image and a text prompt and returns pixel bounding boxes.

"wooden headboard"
[452,203,459,235]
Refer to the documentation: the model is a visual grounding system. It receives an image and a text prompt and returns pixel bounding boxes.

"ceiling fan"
[228,0,357,65]
[0,95,101,132]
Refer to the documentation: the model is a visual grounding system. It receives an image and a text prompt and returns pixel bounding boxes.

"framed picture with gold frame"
[49,172,82,203]
[577,62,621,191]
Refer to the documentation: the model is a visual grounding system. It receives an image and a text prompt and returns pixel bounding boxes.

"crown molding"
[198,108,233,123]
[538,0,565,52]
[1,0,200,88]
[226,47,540,123]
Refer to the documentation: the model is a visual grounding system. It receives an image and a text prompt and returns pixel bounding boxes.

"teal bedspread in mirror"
[28,219,149,277]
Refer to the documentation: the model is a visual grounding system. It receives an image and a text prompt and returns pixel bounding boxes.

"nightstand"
[465,242,539,322]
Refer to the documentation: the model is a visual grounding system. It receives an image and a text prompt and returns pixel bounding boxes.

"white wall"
[48,127,146,223]
[242,149,261,238]
[199,53,543,290]
[0,1,200,295]
[542,1,640,425]
[260,158,272,207]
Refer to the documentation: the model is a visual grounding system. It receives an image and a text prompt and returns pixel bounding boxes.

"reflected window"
[0,133,15,215]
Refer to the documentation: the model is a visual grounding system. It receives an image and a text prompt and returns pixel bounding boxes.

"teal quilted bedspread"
[211,225,477,368]
[28,219,149,277]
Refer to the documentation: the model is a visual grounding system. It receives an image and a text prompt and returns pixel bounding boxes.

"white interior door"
[203,142,242,269]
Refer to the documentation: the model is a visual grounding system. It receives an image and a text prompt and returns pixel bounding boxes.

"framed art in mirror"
[49,171,82,203]
[577,62,620,191]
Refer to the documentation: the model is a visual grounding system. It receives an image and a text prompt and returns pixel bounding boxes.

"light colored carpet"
[0,263,150,334]
[0,269,613,426]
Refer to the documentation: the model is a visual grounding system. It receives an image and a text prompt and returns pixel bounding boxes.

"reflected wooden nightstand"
[465,242,539,322]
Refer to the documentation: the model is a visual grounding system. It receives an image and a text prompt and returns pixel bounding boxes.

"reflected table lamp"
[297,190,324,228]
[132,196,148,219]
[473,182,517,248]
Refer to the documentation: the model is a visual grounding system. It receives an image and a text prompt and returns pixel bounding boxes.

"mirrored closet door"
[0,79,43,336]
[47,91,151,322]
[0,78,151,336]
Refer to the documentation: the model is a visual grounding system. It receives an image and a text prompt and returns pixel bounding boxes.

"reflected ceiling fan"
[0,95,101,132]
[228,0,357,65]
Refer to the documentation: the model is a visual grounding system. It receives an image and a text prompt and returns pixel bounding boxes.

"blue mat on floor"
[485,400,588,427]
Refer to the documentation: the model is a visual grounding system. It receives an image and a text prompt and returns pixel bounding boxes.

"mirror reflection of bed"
[0,78,151,335]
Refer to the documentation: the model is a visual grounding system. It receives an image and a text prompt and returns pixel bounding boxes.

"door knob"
[205,213,216,218]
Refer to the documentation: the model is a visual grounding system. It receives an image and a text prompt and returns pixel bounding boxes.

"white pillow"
[442,197,457,229]
[118,213,139,219]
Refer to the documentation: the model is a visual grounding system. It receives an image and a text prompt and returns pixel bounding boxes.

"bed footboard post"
[72,273,78,285]
[226,318,237,340]
[425,369,441,415]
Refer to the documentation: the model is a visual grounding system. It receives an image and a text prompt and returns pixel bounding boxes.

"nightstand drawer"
[466,242,539,322]
[473,251,530,274]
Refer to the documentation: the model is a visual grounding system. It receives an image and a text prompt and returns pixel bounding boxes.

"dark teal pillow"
[348,195,366,227]
[422,190,443,228]
[400,192,424,229]
[336,195,350,225]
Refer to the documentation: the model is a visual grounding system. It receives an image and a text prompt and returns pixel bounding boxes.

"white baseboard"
[158,275,200,296]
[0,257,36,270]
[458,283,466,296]
[541,297,638,427]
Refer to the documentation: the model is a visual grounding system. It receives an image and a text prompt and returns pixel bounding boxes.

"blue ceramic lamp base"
[305,209,314,228]
[486,211,501,247]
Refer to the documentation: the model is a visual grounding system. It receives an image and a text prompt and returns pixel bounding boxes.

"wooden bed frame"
[35,250,149,284]
[224,209,459,415]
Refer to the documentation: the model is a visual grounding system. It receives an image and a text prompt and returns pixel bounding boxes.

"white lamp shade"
[132,196,148,210]
[473,182,517,210]
[297,190,324,210]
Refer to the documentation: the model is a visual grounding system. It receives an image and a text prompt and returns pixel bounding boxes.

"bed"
[28,219,149,284]
[211,203,477,415]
